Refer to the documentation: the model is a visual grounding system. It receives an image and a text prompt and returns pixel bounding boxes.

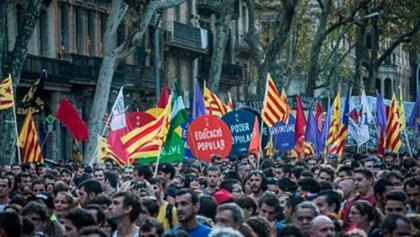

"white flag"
[110,87,126,130]
[358,90,371,146]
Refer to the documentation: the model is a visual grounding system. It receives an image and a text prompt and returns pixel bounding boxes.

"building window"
[87,10,95,56]
[384,78,392,99]
[75,6,85,54]
[59,3,69,56]
[39,9,48,56]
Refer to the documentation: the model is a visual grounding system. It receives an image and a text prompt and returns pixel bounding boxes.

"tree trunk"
[366,17,380,94]
[208,11,232,94]
[0,0,42,165]
[354,23,367,92]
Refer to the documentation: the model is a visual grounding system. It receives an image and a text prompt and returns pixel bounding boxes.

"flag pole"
[12,102,22,164]
[258,73,270,170]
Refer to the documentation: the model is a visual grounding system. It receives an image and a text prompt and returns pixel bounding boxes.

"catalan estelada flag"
[72,140,83,164]
[385,93,402,152]
[261,73,288,127]
[98,136,125,167]
[203,85,230,116]
[0,74,14,110]
[327,91,341,147]
[329,86,351,158]
[18,111,43,164]
[121,96,172,159]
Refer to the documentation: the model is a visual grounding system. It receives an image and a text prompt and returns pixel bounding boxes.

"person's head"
[403,176,419,210]
[236,161,251,180]
[198,195,218,221]
[353,168,374,195]
[244,170,265,195]
[136,165,153,181]
[384,191,408,215]
[138,198,159,224]
[15,172,31,192]
[293,201,320,236]
[306,157,318,170]
[0,175,11,199]
[273,164,292,178]
[209,227,244,237]
[54,191,76,219]
[140,217,164,237]
[206,166,221,188]
[77,179,102,207]
[385,171,403,190]
[103,171,118,190]
[265,177,280,195]
[123,165,135,180]
[157,164,175,185]
[258,191,280,223]
[0,212,22,237]
[31,179,46,195]
[318,166,334,184]
[247,216,272,237]
[297,178,321,194]
[215,203,244,230]
[11,164,21,175]
[276,224,303,237]
[85,204,106,227]
[44,173,56,195]
[22,163,36,176]
[63,208,96,237]
[79,226,109,237]
[108,191,141,223]
[374,179,393,208]
[309,215,335,237]
[349,200,381,229]
[211,155,223,166]
[381,213,411,237]
[93,168,105,184]
[363,157,378,170]
[312,190,341,215]
[60,168,73,184]
[175,188,199,224]
[337,166,353,181]
[21,201,49,233]
[337,178,355,200]
[236,196,257,221]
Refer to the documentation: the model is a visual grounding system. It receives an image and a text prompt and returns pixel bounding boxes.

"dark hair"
[136,165,153,180]
[65,207,96,229]
[158,163,176,179]
[380,213,411,233]
[354,168,374,180]
[285,195,305,214]
[298,178,321,193]
[15,172,30,185]
[385,190,407,203]
[220,179,241,193]
[0,212,22,237]
[316,190,342,213]
[291,167,305,180]
[217,203,244,224]
[385,171,403,182]
[112,192,141,222]
[374,179,393,196]
[206,166,220,175]
[337,166,353,177]
[85,204,106,226]
[258,191,280,213]
[21,201,49,221]
[175,188,199,204]
[319,181,333,191]
[276,224,303,237]
[104,171,118,188]
[247,216,271,237]
[141,198,160,217]
[351,200,382,227]
[78,179,102,195]
[140,217,164,236]
[22,217,35,236]
[236,196,257,216]
[403,176,419,191]
[300,170,314,179]
[278,177,298,192]
[0,175,11,188]
[79,226,109,237]
[198,195,218,221]
[93,194,111,207]
[60,168,72,176]
[319,166,335,181]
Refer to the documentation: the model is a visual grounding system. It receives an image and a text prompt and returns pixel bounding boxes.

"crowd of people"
[0,150,419,237]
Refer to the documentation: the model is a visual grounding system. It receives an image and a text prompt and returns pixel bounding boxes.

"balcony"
[20,54,156,91]
[164,21,208,57]
[221,63,243,86]
[196,0,239,19]
[235,37,252,57]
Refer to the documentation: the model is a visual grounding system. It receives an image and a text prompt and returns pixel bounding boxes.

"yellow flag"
[0,74,14,110]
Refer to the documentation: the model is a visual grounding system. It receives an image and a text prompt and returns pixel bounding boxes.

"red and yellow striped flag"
[203,86,231,116]
[98,136,125,167]
[228,92,234,111]
[327,92,341,146]
[279,88,290,123]
[0,74,14,110]
[72,140,83,163]
[385,94,402,152]
[261,73,288,127]
[18,111,43,164]
[302,141,315,158]
[121,96,172,158]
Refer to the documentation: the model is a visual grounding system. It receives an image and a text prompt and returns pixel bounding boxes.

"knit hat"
[213,188,233,205]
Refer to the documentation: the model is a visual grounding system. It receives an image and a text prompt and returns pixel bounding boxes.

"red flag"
[157,84,169,108]
[55,97,89,141]
[248,117,260,155]
[315,101,323,122]
[295,96,307,142]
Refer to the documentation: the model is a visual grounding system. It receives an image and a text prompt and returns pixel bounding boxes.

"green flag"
[135,133,184,164]
[169,80,188,135]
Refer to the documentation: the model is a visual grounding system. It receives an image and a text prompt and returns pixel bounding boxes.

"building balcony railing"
[20,54,156,91]
[235,37,252,56]
[196,0,239,18]
[164,21,208,55]
[221,63,243,86]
